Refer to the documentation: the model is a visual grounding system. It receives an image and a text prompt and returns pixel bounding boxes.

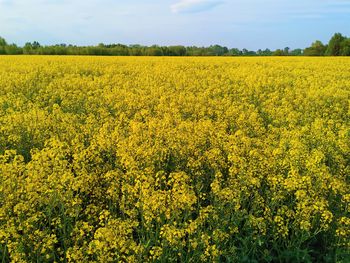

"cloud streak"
[171,0,223,14]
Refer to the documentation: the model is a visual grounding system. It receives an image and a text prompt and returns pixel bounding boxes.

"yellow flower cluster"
[0,56,349,262]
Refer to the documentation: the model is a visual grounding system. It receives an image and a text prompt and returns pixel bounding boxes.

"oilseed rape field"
[0,56,349,262]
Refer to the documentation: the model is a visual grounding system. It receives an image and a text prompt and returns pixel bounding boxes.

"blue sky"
[0,0,349,50]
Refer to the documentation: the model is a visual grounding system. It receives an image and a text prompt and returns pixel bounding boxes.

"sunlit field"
[0,56,349,262]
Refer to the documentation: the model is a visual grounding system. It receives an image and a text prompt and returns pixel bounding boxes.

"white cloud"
[171,0,223,14]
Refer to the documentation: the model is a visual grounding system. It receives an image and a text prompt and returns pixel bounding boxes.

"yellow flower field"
[0,56,349,262]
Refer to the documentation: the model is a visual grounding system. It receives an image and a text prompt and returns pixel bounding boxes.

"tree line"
[0,33,349,56]
[304,33,350,56]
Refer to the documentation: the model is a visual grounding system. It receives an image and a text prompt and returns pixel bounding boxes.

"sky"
[0,0,350,50]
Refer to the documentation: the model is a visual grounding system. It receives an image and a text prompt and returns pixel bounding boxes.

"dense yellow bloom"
[0,56,349,262]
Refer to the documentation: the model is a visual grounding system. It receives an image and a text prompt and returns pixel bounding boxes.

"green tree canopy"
[304,40,327,56]
[325,33,346,56]
[340,38,350,56]
[1,33,350,56]
[0,37,7,46]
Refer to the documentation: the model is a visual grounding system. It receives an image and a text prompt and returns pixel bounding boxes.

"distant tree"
[273,49,285,56]
[167,46,187,56]
[23,42,33,54]
[325,33,346,56]
[51,45,68,55]
[0,37,8,54]
[0,36,7,46]
[22,41,41,54]
[228,48,241,56]
[247,50,257,56]
[186,46,207,56]
[145,45,163,56]
[256,49,273,56]
[340,38,350,56]
[242,48,249,55]
[284,47,290,55]
[32,41,41,49]
[209,45,228,56]
[2,33,350,56]
[290,48,303,56]
[262,48,273,56]
[5,44,22,55]
[129,45,143,56]
[111,45,129,56]
[304,40,327,56]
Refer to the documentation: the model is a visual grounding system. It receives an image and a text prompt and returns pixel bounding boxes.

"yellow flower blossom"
[0,56,349,261]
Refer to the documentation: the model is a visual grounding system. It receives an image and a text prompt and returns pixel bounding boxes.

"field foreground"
[0,56,349,262]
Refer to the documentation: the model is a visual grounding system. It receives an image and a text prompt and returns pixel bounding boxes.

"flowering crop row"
[0,56,349,262]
